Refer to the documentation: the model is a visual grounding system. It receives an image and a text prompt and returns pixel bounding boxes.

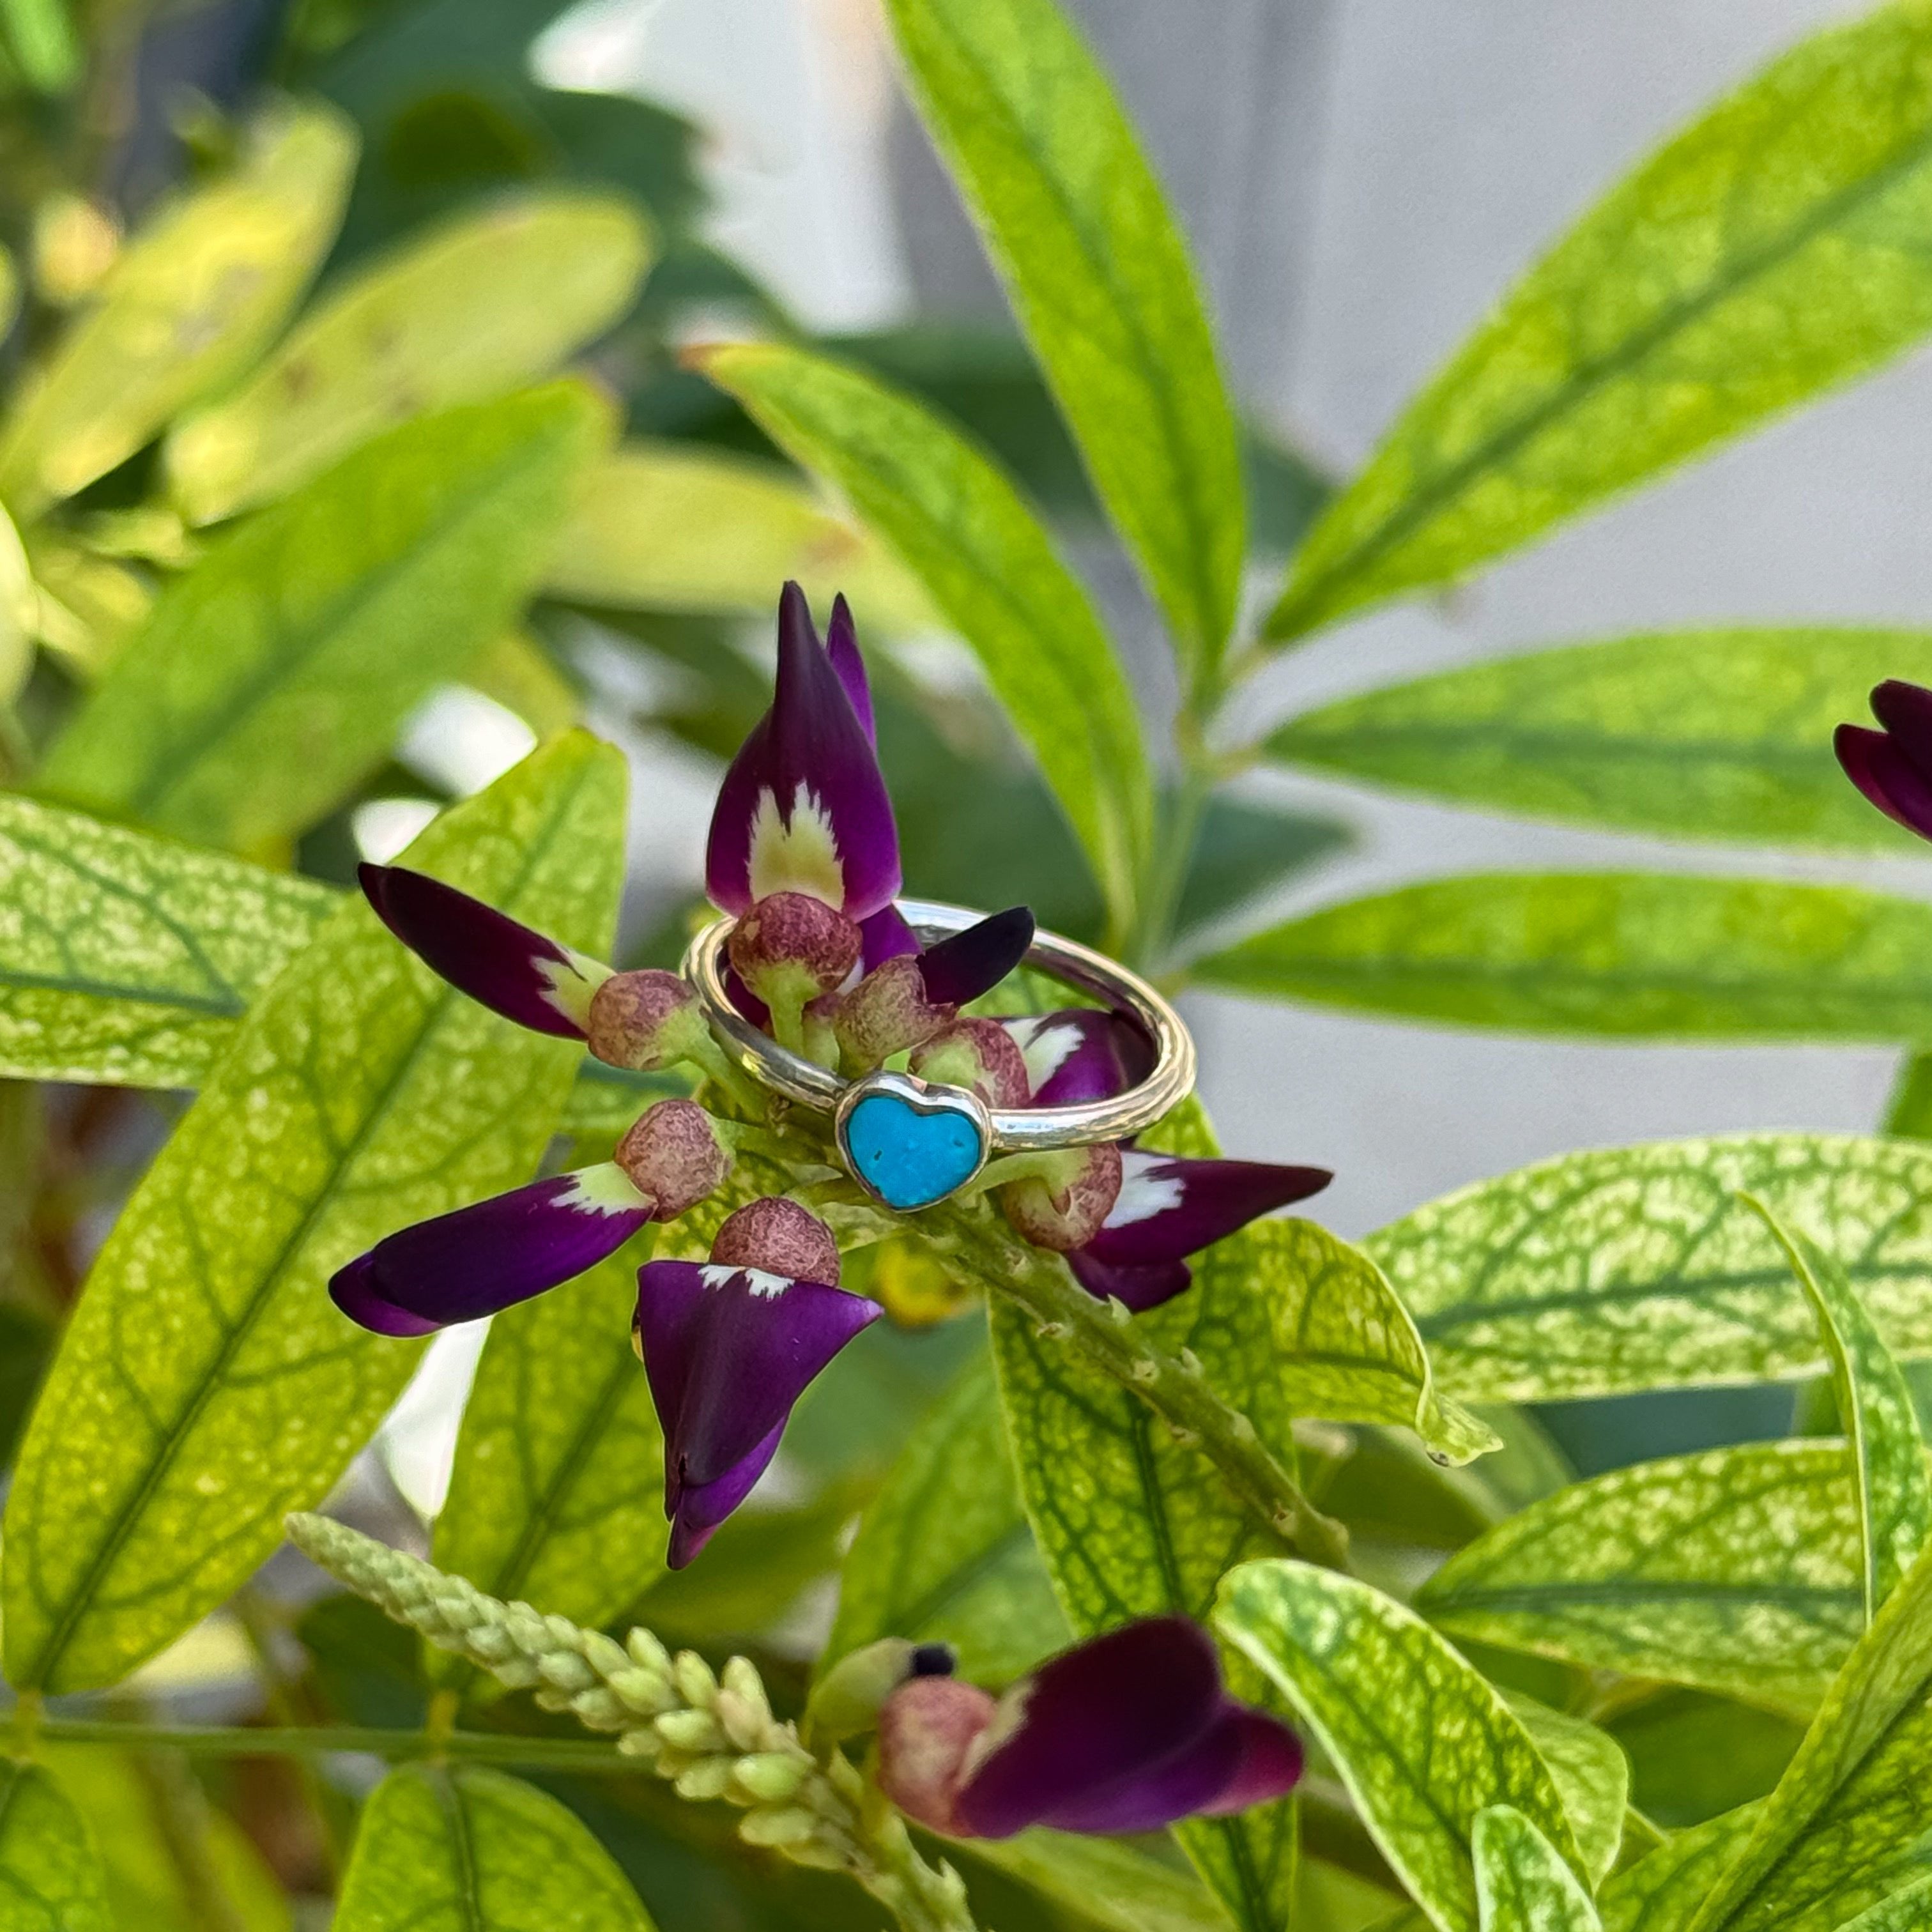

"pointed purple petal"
[1066,1247,1195,1312]
[1032,1714,1246,1836]
[1837,723,1932,839]
[1083,1151,1331,1269]
[826,594,875,744]
[1870,680,1932,778]
[1002,1010,1150,1106]
[861,902,922,972]
[666,1419,786,1568]
[360,864,605,1038]
[705,583,901,918]
[1195,1706,1305,1816]
[917,908,1033,1008]
[953,1618,1223,1839]
[327,1254,441,1337]
[330,1167,651,1333]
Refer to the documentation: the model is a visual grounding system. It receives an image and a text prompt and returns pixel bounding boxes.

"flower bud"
[728,893,862,1015]
[587,970,709,1072]
[710,1196,841,1285]
[1000,1142,1124,1251]
[909,1018,1031,1107]
[834,954,951,1068]
[613,1100,733,1218]
[876,1674,999,1836]
[808,1637,956,1744]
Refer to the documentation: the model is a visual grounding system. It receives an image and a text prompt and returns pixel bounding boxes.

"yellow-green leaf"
[42,383,606,853]
[697,340,1151,937]
[334,1765,656,1932]
[1367,1134,1932,1403]
[167,191,652,524]
[1475,1807,1601,1932]
[0,1763,113,1932]
[1598,1807,1759,1932]
[1,732,624,1692]
[1502,1695,1629,1889]
[958,1830,1233,1932]
[1269,4,1932,638]
[884,0,1243,686]
[1418,1443,1863,1716]
[542,441,933,634]
[1747,1197,1932,1618]
[1216,1560,1586,1932]
[0,103,356,515]
[1839,1878,1932,1931]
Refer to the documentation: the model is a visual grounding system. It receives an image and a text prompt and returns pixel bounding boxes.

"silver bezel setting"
[832,1069,992,1211]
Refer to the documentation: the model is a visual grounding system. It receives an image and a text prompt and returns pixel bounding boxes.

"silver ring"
[682,898,1196,1211]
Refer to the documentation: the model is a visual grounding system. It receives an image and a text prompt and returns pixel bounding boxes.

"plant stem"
[1130,722,1217,972]
[35,1719,641,1772]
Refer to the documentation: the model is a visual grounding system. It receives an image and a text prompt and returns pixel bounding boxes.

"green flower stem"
[31,1719,653,1770]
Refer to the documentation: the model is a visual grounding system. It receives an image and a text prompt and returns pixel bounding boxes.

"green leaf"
[167,191,654,524]
[1367,1132,1932,1403]
[1,732,624,1691]
[0,104,356,515]
[429,1243,665,1689]
[1215,1560,1586,1932]
[42,383,605,854]
[1839,1878,1932,1931]
[334,1764,656,1931]
[1418,1443,1862,1716]
[1474,1807,1601,1932]
[1685,1536,1932,1932]
[1502,1696,1630,1888]
[696,340,1152,935]
[0,1763,113,1932]
[1195,873,1932,1041]
[825,1349,1067,1689]
[957,1830,1234,1932]
[1746,1197,1932,1618]
[0,792,336,1087]
[1266,629,1932,848]
[1598,1806,1759,1932]
[1267,6,1932,639]
[542,441,934,634]
[883,0,1245,686]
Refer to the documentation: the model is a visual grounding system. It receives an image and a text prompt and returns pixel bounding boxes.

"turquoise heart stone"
[841,1091,985,1211]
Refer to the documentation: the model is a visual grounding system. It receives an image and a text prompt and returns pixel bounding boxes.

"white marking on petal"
[747,781,845,907]
[536,949,611,1026]
[698,1263,792,1298]
[559,1165,648,1215]
[1011,1018,1081,1091]
[1102,1150,1184,1231]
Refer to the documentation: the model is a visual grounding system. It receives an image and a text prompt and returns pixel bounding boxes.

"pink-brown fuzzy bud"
[613,1100,733,1218]
[587,969,707,1071]
[910,1018,1031,1107]
[728,892,862,1013]
[1000,1142,1124,1251]
[710,1196,841,1286]
[835,953,953,1068]
[876,1675,999,1837]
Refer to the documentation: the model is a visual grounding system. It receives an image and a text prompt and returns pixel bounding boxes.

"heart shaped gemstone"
[839,1084,987,1211]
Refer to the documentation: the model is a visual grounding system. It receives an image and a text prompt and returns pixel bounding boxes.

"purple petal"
[826,594,875,744]
[705,582,901,919]
[1196,1706,1305,1817]
[861,903,922,972]
[360,864,606,1038]
[1869,680,1932,779]
[1837,723,1932,839]
[635,1259,882,1565]
[953,1618,1224,1839]
[1002,1010,1149,1107]
[1082,1151,1331,1269]
[917,908,1034,1008]
[1031,1714,1246,1836]
[1066,1248,1195,1312]
[329,1167,651,1333]
[666,1420,786,1568]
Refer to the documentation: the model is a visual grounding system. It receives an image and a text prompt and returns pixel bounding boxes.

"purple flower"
[1003,1009,1151,1107]
[877,1616,1301,1839]
[706,582,901,921]
[1837,680,1932,839]
[634,1199,880,1567]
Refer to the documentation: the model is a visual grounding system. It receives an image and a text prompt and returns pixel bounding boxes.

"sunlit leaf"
[1216,1560,1585,1932]
[1503,1695,1629,1888]
[543,441,933,633]
[1418,1443,1862,1715]
[335,1765,656,1931]
[1598,1806,1759,1932]
[1268,7,1932,638]
[43,383,605,854]
[0,1763,113,1932]
[1196,873,1932,1041]
[1266,629,1932,849]
[0,103,356,514]
[1367,1133,1932,1403]
[1474,1807,1600,1932]
[696,340,1152,937]
[1838,1878,1932,1931]
[958,1830,1232,1932]
[884,0,1244,687]
[430,1243,664,1690]
[2,733,624,1692]
[1747,1197,1932,1618]
[168,192,653,523]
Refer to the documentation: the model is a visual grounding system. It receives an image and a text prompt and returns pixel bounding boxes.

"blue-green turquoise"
[841,1092,984,1209]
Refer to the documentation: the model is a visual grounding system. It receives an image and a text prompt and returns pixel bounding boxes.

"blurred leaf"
[559,1062,684,1140]
[2,733,624,1692]
[825,1351,1067,1690]
[1269,7,1932,639]
[1367,1133,1932,1404]
[335,1765,655,1931]
[469,629,582,737]
[956,1830,1233,1932]
[1216,1560,1585,1932]
[1503,1695,1629,1888]
[1197,873,1932,1041]
[43,383,605,853]
[1606,1694,1801,1832]
[0,1303,52,1471]
[1473,1807,1600,1931]
[431,1243,665,1690]
[1598,1806,1759,1932]
[0,792,335,1087]
[297,1591,429,1732]
[1419,1442,1862,1715]
[698,341,1152,938]
[1311,1427,1503,1552]
[26,533,151,676]
[1839,1878,1932,1930]
[1684,1537,1932,1932]
[1266,631,1932,849]
[886,0,1245,686]
[0,1762,112,1932]
[1749,1199,1932,1618]
[169,190,653,523]
[0,103,356,514]
[0,0,77,95]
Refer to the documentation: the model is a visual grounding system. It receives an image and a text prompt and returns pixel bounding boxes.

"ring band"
[683,898,1197,1209]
